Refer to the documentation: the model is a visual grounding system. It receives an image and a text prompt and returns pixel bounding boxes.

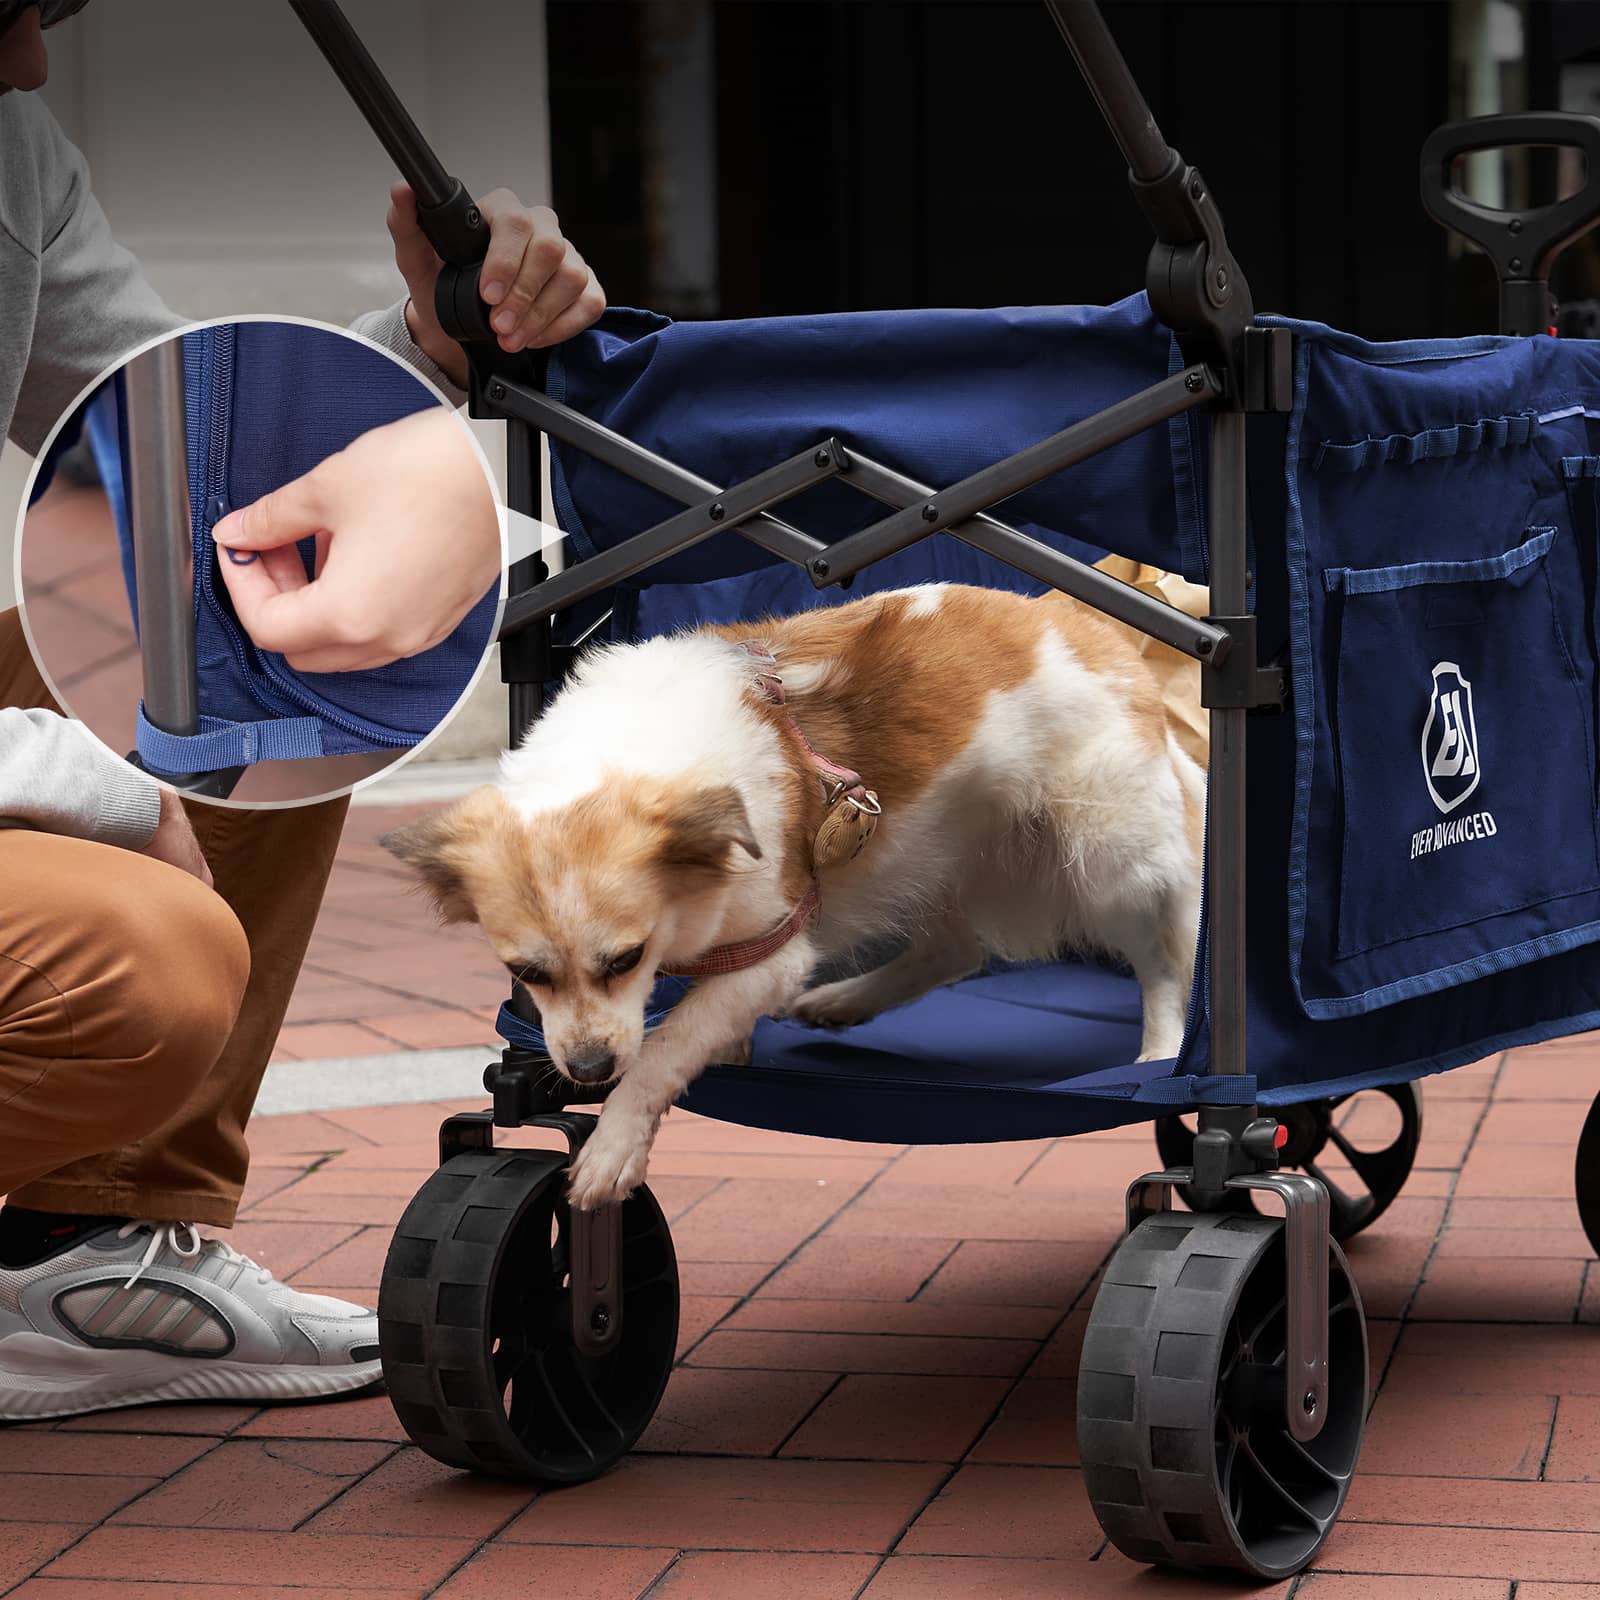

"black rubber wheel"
[1576,1091,1600,1257]
[376,1148,679,1482]
[1079,1210,1367,1579]
[1154,1083,1422,1241]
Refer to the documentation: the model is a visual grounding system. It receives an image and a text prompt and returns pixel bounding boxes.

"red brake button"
[1273,1124,1289,1151]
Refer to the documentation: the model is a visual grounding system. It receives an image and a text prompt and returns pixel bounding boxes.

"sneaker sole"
[0,1331,383,1421]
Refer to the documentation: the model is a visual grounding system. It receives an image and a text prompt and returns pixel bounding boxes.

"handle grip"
[1421,111,1600,334]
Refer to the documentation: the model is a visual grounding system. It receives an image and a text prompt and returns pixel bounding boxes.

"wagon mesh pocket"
[1324,526,1599,971]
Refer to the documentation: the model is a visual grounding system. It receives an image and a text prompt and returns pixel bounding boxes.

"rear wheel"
[1079,1210,1367,1579]
[1154,1083,1421,1241]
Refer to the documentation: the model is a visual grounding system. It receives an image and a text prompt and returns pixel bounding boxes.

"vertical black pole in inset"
[125,340,201,742]
[1206,407,1248,1078]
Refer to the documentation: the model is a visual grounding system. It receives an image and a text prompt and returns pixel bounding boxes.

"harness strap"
[655,640,871,980]
[735,640,873,807]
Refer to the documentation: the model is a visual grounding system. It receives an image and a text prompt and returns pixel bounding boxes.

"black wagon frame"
[274,0,1600,1576]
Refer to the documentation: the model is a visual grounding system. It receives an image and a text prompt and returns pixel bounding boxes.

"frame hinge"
[1241,326,1294,414]
[1200,615,1286,710]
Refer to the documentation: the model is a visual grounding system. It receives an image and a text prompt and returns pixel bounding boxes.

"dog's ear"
[658,783,762,872]
[380,786,510,923]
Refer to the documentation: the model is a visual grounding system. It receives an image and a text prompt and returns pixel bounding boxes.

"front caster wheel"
[1079,1211,1367,1579]
[377,1148,679,1482]
[1154,1082,1421,1241]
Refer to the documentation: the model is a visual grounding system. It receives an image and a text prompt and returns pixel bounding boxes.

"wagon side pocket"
[1326,526,1600,964]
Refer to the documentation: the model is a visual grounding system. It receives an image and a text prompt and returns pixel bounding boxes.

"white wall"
[37,0,550,321]
[4,1,551,754]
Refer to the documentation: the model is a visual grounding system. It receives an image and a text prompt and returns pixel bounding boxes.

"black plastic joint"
[1190,1106,1282,1195]
[127,753,245,798]
[490,1066,534,1126]
[1127,151,1198,245]
[415,179,491,268]
[434,262,496,347]
[1241,327,1294,413]
[1200,615,1286,710]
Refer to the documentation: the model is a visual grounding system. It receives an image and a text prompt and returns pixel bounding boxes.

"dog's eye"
[505,960,550,988]
[603,944,645,980]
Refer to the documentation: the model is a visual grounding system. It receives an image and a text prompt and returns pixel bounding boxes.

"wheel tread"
[376,1148,679,1483]
[1078,1210,1366,1580]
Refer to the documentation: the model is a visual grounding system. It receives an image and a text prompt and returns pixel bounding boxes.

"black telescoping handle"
[1421,111,1600,335]
[287,0,491,269]
[1042,0,1254,372]
[1043,0,1174,187]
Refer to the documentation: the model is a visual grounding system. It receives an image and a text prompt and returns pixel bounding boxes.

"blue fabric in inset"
[90,322,499,775]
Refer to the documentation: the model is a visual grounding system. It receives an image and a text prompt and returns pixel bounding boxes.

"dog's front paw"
[567,1123,650,1211]
[787,976,882,1030]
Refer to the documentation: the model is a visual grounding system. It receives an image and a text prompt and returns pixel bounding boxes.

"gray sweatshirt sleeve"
[8,98,467,461]
[0,708,161,848]
[5,97,184,457]
[349,300,469,409]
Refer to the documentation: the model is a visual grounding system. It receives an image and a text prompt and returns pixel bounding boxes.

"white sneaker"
[0,1221,382,1420]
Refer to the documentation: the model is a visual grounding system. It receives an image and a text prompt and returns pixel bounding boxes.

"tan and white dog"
[383,583,1204,1209]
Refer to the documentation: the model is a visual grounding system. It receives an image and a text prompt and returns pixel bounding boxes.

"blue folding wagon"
[292,0,1600,1577]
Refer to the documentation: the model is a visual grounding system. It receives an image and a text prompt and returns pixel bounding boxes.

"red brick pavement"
[7,763,1600,1597]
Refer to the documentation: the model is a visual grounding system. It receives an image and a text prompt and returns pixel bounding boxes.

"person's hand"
[141,787,213,887]
[209,410,502,673]
[388,182,606,387]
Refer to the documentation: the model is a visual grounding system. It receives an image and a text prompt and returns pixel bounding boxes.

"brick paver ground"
[6,804,1600,1596]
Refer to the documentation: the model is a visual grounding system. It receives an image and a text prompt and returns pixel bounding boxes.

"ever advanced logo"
[1410,661,1498,861]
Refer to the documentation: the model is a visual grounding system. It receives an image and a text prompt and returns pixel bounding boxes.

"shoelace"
[117,1220,273,1291]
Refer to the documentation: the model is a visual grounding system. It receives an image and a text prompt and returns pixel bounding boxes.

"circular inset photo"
[16,316,505,805]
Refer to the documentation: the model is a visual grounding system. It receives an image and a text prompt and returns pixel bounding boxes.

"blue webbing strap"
[1120,1072,1257,1106]
[135,703,326,772]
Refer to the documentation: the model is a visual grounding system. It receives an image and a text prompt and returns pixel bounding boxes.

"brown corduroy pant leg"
[0,606,349,1226]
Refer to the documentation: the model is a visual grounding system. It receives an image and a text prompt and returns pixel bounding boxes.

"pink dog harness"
[655,641,876,980]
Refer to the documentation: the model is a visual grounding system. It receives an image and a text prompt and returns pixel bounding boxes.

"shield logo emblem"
[1420,661,1481,814]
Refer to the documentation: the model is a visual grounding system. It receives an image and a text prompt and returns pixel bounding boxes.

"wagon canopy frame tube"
[486,371,1233,662]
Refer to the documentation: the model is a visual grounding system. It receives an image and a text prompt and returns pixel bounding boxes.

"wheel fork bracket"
[1126,1166,1330,1442]
[439,1109,625,1358]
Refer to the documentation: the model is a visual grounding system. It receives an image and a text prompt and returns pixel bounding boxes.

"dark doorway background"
[548,1,1596,342]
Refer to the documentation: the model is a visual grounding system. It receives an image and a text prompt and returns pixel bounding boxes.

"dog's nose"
[566,1046,616,1085]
